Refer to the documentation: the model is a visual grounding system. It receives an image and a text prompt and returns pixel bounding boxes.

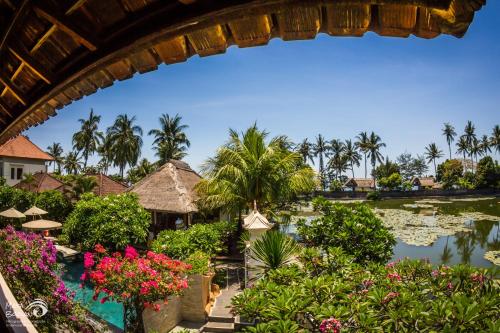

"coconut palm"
[367,132,386,184]
[479,134,492,157]
[72,175,98,199]
[490,125,500,154]
[196,124,316,215]
[47,142,64,173]
[469,138,481,173]
[328,139,346,180]
[97,134,113,174]
[313,134,330,190]
[355,131,370,178]
[463,121,476,167]
[296,138,315,165]
[107,114,143,178]
[456,135,469,171]
[343,139,361,179]
[424,143,444,176]
[72,109,103,168]
[148,113,190,163]
[127,158,156,184]
[250,231,299,274]
[442,123,456,160]
[64,152,82,175]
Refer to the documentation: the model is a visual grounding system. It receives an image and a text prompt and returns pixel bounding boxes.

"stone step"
[201,321,234,333]
[208,315,235,323]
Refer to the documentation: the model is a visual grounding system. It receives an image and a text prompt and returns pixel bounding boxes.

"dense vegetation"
[61,193,150,250]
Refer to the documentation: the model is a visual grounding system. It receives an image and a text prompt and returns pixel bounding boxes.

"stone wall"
[314,188,500,199]
[143,296,182,333]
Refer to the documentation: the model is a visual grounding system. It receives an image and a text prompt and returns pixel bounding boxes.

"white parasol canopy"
[0,208,26,219]
[24,206,48,216]
[22,219,62,231]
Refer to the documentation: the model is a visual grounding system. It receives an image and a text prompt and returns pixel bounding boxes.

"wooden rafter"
[33,3,98,51]
[8,44,55,84]
[0,99,14,118]
[0,0,30,52]
[0,71,27,105]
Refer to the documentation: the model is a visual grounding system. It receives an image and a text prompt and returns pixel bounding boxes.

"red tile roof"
[13,172,65,193]
[88,174,128,196]
[0,136,53,161]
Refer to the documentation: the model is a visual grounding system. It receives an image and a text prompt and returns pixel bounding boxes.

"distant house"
[0,136,53,186]
[87,173,128,196]
[128,160,201,235]
[410,177,440,190]
[13,171,66,193]
[343,178,375,191]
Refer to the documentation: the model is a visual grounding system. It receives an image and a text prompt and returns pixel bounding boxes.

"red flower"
[83,252,94,269]
[124,246,139,260]
[94,244,106,254]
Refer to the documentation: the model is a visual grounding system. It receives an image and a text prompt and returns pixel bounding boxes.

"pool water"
[59,260,124,329]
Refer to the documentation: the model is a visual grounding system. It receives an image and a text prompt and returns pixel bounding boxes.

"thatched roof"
[344,178,375,188]
[128,160,201,214]
[411,176,436,187]
[14,171,65,193]
[0,0,485,143]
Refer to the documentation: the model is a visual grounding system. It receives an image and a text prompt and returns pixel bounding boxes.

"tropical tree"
[456,135,469,171]
[367,132,386,185]
[21,173,36,192]
[490,125,500,154]
[313,134,330,190]
[72,109,103,168]
[479,134,492,157]
[97,133,113,174]
[343,139,361,179]
[107,114,143,178]
[296,138,315,165]
[64,152,82,175]
[424,143,444,176]
[148,113,190,163]
[196,124,316,216]
[442,123,456,160]
[71,175,98,199]
[355,131,370,178]
[463,120,477,167]
[328,139,346,180]
[47,142,64,173]
[127,158,156,184]
[250,231,299,274]
[469,137,481,173]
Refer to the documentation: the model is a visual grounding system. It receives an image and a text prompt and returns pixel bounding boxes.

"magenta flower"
[83,252,95,269]
[319,317,342,333]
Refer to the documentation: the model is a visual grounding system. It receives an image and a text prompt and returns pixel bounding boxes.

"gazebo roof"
[243,210,273,230]
[22,219,62,231]
[0,0,486,143]
[24,206,48,216]
[0,207,26,219]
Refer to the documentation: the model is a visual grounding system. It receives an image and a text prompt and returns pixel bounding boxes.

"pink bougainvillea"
[319,317,342,333]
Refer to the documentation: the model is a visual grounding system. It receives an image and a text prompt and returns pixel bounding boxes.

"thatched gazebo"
[128,160,201,235]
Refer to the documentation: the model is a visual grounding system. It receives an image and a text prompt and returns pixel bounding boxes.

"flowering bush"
[61,193,150,250]
[0,226,92,332]
[231,251,499,332]
[81,244,191,333]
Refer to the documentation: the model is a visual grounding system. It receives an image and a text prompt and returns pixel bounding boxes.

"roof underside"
[0,0,486,143]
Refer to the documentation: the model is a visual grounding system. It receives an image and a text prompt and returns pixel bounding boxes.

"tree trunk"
[448,143,452,160]
[433,160,437,176]
[364,153,367,178]
[124,300,145,333]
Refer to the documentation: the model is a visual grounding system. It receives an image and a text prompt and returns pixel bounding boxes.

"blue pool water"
[59,260,124,329]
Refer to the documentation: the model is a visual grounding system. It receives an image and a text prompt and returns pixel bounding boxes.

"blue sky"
[26,3,500,176]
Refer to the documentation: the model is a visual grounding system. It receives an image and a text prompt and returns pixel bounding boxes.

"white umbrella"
[24,206,48,216]
[0,208,26,219]
[22,219,62,231]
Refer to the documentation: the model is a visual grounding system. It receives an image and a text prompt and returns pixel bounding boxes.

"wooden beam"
[0,99,14,118]
[0,0,30,52]
[33,4,98,51]
[66,0,89,15]
[0,72,28,105]
[8,45,55,84]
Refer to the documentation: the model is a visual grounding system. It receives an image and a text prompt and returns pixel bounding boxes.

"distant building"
[343,178,375,191]
[410,177,441,190]
[87,173,129,196]
[0,136,53,186]
[128,160,201,235]
[13,171,66,193]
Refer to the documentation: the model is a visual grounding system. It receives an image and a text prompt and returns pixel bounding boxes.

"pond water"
[285,197,499,268]
[59,260,124,330]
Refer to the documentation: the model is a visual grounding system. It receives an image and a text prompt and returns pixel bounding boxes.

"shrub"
[377,173,402,191]
[366,190,381,201]
[185,251,212,275]
[0,227,92,332]
[439,159,463,189]
[151,221,235,259]
[35,190,73,222]
[475,156,500,188]
[61,193,150,251]
[231,254,499,332]
[0,185,35,212]
[298,197,395,264]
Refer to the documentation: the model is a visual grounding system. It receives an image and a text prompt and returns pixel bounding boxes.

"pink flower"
[386,262,396,269]
[319,317,342,333]
[470,273,485,284]
[382,292,400,304]
[153,304,161,312]
[387,272,401,282]
[83,252,95,269]
[124,246,139,260]
[447,282,453,290]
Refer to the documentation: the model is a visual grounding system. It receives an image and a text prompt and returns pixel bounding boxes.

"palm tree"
[463,120,476,168]
[64,152,82,175]
[313,134,330,190]
[72,175,98,199]
[47,142,64,173]
[72,109,103,168]
[456,135,469,171]
[367,132,386,185]
[296,138,315,165]
[97,134,113,174]
[355,131,370,178]
[148,113,190,164]
[250,231,299,274]
[343,139,361,179]
[442,123,456,160]
[196,124,316,215]
[490,125,500,154]
[328,139,346,180]
[127,158,156,184]
[424,143,444,176]
[479,134,491,157]
[469,138,480,173]
[107,114,143,178]
[21,173,36,192]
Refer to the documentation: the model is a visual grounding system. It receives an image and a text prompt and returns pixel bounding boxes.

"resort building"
[128,160,201,235]
[87,173,128,196]
[13,171,66,193]
[410,177,441,190]
[0,136,53,186]
[343,178,375,191]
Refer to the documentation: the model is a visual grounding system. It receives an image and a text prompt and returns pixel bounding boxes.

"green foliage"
[185,251,211,275]
[232,253,499,333]
[151,221,235,259]
[475,156,500,188]
[61,193,150,250]
[298,197,395,264]
[438,159,464,189]
[0,185,35,212]
[250,231,299,274]
[366,190,381,201]
[377,172,402,191]
[372,158,399,180]
[35,190,72,222]
[328,179,343,192]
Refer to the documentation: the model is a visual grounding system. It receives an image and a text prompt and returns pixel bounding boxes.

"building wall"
[0,157,47,186]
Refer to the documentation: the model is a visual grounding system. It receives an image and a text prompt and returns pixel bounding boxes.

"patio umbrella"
[0,208,26,219]
[24,206,48,216]
[22,219,62,231]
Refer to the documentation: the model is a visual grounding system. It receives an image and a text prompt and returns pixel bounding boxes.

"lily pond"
[285,196,499,268]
